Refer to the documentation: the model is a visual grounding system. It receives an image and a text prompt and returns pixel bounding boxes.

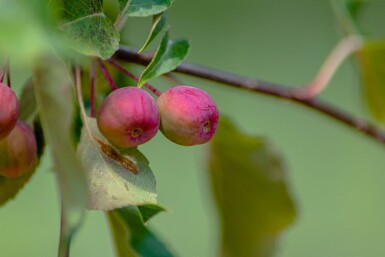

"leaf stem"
[114,0,131,32]
[90,60,96,117]
[296,35,363,99]
[114,46,385,146]
[97,59,118,91]
[75,67,93,139]
[107,59,162,97]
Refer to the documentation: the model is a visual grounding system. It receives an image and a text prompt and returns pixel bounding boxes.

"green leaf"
[346,0,367,22]
[356,40,385,123]
[0,0,64,66]
[208,117,297,257]
[108,210,139,257]
[33,56,87,249]
[77,118,157,210]
[139,30,190,86]
[138,204,166,223]
[108,206,175,257]
[0,161,38,207]
[119,0,173,17]
[61,0,120,59]
[138,13,167,53]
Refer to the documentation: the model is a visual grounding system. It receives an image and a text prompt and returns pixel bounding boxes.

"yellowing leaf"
[208,117,297,257]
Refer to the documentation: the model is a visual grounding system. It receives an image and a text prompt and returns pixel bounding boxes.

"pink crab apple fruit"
[157,85,219,146]
[0,121,37,178]
[97,87,160,148]
[0,83,18,140]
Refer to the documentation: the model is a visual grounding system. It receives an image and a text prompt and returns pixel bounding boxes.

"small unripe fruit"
[97,87,160,148]
[157,85,219,146]
[0,121,37,178]
[0,83,18,140]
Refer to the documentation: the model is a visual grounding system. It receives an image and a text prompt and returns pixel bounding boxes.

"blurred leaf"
[77,118,157,210]
[138,13,167,53]
[356,41,385,123]
[208,117,297,257]
[346,0,367,22]
[0,160,38,207]
[19,79,38,123]
[61,0,120,59]
[139,30,190,86]
[33,56,87,250]
[108,206,175,257]
[119,0,173,17]
[0,0,64,66]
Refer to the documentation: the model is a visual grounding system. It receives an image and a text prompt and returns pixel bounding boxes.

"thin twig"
[107,59,162,97]
[97,59,118,91]
[114,46,385,146]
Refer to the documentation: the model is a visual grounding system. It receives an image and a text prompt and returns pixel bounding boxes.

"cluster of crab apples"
[0,83,37,178]
[97,85,219,148]
[0,83,219,178]
[0,82,219,179]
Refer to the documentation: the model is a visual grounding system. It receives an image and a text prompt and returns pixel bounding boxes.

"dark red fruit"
[0,121,37,178]
[157,85,219,146]
[97,87,160,148]
[0,83,18,140]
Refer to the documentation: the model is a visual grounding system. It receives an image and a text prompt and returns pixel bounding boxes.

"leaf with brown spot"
[93,137,138,174]
[77,117,157,211]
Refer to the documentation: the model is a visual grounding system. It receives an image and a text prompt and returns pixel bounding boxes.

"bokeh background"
[1,0,385,257]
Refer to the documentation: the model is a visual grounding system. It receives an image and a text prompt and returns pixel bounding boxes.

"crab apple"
[97,87,160,148]
[157,85,219,146]
[0,121,37,178]
[0,83,18,140]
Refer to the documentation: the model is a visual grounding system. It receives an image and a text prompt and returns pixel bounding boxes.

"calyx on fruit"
[97,87,160,148]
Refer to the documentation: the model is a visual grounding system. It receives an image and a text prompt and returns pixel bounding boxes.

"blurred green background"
[1,0,385,256]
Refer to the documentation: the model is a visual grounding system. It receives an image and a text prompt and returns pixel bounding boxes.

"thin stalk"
[58,204,71,257]
[97,59,118,91]
[90,61,96,117]
[75,67,93,138]
[114,0,131,32]
[296,35,363,99]
[107,59,162,97]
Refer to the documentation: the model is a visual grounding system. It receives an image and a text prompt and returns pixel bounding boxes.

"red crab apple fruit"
[97,87,160,148]
[157,85,219,146]
[0,83,18,140]
[0,121,37,178]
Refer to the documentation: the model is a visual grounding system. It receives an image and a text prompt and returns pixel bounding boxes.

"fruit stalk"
[107,59,161,97]
[97,59,118,91]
